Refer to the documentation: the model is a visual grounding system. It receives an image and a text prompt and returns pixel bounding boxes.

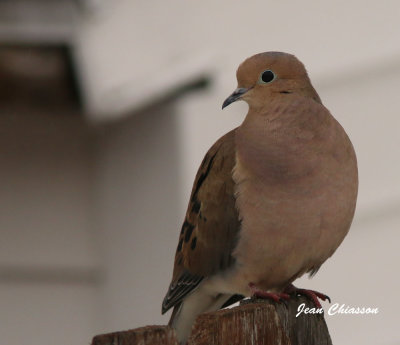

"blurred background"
[0,1,399,344]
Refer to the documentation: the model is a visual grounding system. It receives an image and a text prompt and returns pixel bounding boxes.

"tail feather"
[168,285,232,344]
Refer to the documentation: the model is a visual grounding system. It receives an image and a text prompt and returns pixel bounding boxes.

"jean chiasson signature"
[296,303,379,317]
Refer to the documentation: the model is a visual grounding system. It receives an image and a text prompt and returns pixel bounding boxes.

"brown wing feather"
[162,129,240,314]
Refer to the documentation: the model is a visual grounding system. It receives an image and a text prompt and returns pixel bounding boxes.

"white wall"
[76,0,400,119]
[0,108,100,345]
[91,100,183,331]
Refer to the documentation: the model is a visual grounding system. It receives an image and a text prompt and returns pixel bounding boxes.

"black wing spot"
[190,237,197,250]
[183,221,195,242]
[177,238,183,252]
[191,199,201,213]
[198,211,207,222]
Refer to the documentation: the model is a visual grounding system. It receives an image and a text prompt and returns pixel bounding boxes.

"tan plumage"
[162,51,358,343]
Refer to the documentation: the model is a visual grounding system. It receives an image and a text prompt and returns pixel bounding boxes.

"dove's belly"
[219,153,357,296]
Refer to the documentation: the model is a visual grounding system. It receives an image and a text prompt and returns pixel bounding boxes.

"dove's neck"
[235,96,333,181]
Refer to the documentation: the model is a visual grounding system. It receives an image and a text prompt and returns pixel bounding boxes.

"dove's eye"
[259,70,275,84]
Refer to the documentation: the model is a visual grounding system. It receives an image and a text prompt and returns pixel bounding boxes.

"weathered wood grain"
[91,297,332,345]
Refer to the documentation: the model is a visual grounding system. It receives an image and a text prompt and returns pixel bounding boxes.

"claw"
[284,284,330,309]
[248,283,290,303]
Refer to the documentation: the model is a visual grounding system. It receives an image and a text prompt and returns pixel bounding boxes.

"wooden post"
[91,325,178,345]
[91,296,332,345]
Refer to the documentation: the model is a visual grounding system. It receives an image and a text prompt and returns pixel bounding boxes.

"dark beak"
[222,87,250,109]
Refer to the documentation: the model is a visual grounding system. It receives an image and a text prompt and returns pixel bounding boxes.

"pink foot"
[283,284,330,308]
[248,283,290,303]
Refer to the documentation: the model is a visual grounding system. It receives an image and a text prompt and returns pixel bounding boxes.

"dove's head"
[222,52,321,110]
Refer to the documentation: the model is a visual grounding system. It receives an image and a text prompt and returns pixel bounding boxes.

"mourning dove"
[162,51,358,343]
